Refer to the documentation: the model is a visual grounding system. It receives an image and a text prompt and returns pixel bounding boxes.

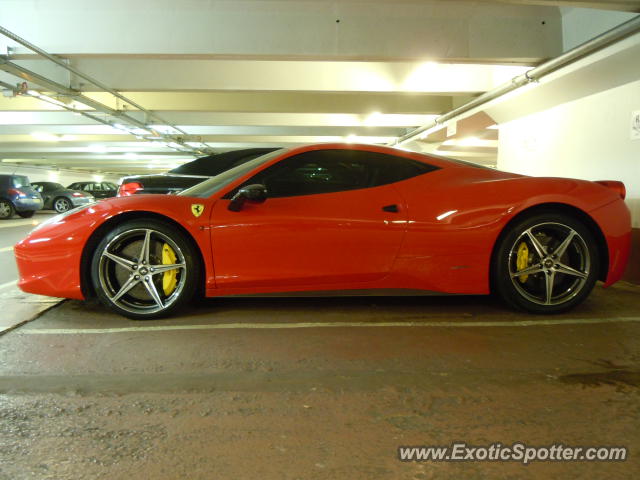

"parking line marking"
[16,316,640,334]
[0,246,13,253]
[0,219,40,229]
[0,280,16,291]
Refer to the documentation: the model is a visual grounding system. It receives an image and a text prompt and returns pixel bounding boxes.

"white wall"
[0,164,120,187]
[561,8,638,51]
[497,79,640,228]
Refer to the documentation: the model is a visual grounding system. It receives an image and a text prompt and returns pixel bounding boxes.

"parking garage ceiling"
[0,0,638,174]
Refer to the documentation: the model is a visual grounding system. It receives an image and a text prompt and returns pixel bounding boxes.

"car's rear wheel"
[91,219,200,319]
[17,210,35,218]
[493,212,599,314]
[0,199,15,219]
[54,197,72,213]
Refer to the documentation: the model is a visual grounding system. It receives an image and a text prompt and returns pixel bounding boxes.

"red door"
[209,184,407,289]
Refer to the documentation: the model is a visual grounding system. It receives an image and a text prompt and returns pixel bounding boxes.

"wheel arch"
[80,210,206,299]
[489,202,609,291]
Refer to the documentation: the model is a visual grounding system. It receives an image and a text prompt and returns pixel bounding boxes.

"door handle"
[382,204,399,213]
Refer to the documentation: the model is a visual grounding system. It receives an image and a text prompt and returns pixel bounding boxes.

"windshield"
[179,149,285,198]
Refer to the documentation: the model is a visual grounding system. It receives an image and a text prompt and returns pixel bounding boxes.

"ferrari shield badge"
[191,204,205,218]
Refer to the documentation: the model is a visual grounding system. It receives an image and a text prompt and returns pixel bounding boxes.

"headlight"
[32,202,98,232]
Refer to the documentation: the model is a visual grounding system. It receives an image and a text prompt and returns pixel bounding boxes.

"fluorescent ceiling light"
[129,127,151,135]
[364,112,383,126]
[31,132,60,142]
[27,91,67,107]
[149,125,180,135]
[88,145,108,153]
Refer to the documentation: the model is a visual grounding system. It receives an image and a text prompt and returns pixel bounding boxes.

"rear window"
[12,176,30,188]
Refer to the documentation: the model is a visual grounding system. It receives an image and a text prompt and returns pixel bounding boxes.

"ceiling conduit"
[393,14,640,146]
[0,25,210,155]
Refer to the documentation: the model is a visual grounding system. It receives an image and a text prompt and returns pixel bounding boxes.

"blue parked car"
[0,174,44,219]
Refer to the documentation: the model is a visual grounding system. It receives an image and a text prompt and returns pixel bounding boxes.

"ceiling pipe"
[393,14,640,146]
[0,25,210,155]
[0,58,205,154]
[0,79,157,144]
[0,25,189,135]
[0,57,148,125]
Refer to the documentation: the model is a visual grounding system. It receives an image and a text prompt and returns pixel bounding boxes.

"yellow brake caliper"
[162,243,178,295]
[516,242,530,283]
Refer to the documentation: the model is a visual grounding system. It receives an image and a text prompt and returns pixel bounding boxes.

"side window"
[240,149,438,199]
[83,184,93,192]
[248,150,368,198]
[33,184,43,193]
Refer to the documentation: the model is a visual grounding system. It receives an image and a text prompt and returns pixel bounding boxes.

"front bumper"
[14,203,106,300]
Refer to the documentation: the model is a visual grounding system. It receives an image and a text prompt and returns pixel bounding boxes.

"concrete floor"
[0,283,639,479]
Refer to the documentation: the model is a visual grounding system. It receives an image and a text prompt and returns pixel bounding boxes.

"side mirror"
[228,184,268,212]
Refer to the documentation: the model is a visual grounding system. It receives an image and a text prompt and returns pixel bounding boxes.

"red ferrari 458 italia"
[15,144,631,319]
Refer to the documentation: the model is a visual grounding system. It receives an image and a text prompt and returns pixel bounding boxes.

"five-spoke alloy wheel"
[91,219,200,319]
[54,197,72,213]
[493,212,599,314]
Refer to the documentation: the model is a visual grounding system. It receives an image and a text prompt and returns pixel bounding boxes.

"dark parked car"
[67,181,118,199]
[118,148,279,196]
[32,182,95,213]
[0,174,43,219]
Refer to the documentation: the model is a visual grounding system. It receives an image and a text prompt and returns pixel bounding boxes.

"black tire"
[492,212,600,314]
[0,199,15,219]
[17,210,35,218]
[53,197,72,213]
[90,218,201,320]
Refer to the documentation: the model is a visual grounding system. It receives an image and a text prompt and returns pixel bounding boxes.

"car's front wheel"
[0,199,15,219]
[493,212,600,314]
[54,197,72,213]
[91,219,200,319]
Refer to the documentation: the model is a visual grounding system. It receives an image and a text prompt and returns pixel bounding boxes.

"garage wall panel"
[561,7,638,51]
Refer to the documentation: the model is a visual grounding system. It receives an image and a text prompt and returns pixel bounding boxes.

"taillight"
[72,192,83,197]
[8,188,26,198]
[118,182,143,196]
[595,180,626,200]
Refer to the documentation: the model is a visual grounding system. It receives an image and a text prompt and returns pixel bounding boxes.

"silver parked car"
[31,182,95,213]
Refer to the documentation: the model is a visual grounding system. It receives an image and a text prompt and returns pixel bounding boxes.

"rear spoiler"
[595,180,626,200]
